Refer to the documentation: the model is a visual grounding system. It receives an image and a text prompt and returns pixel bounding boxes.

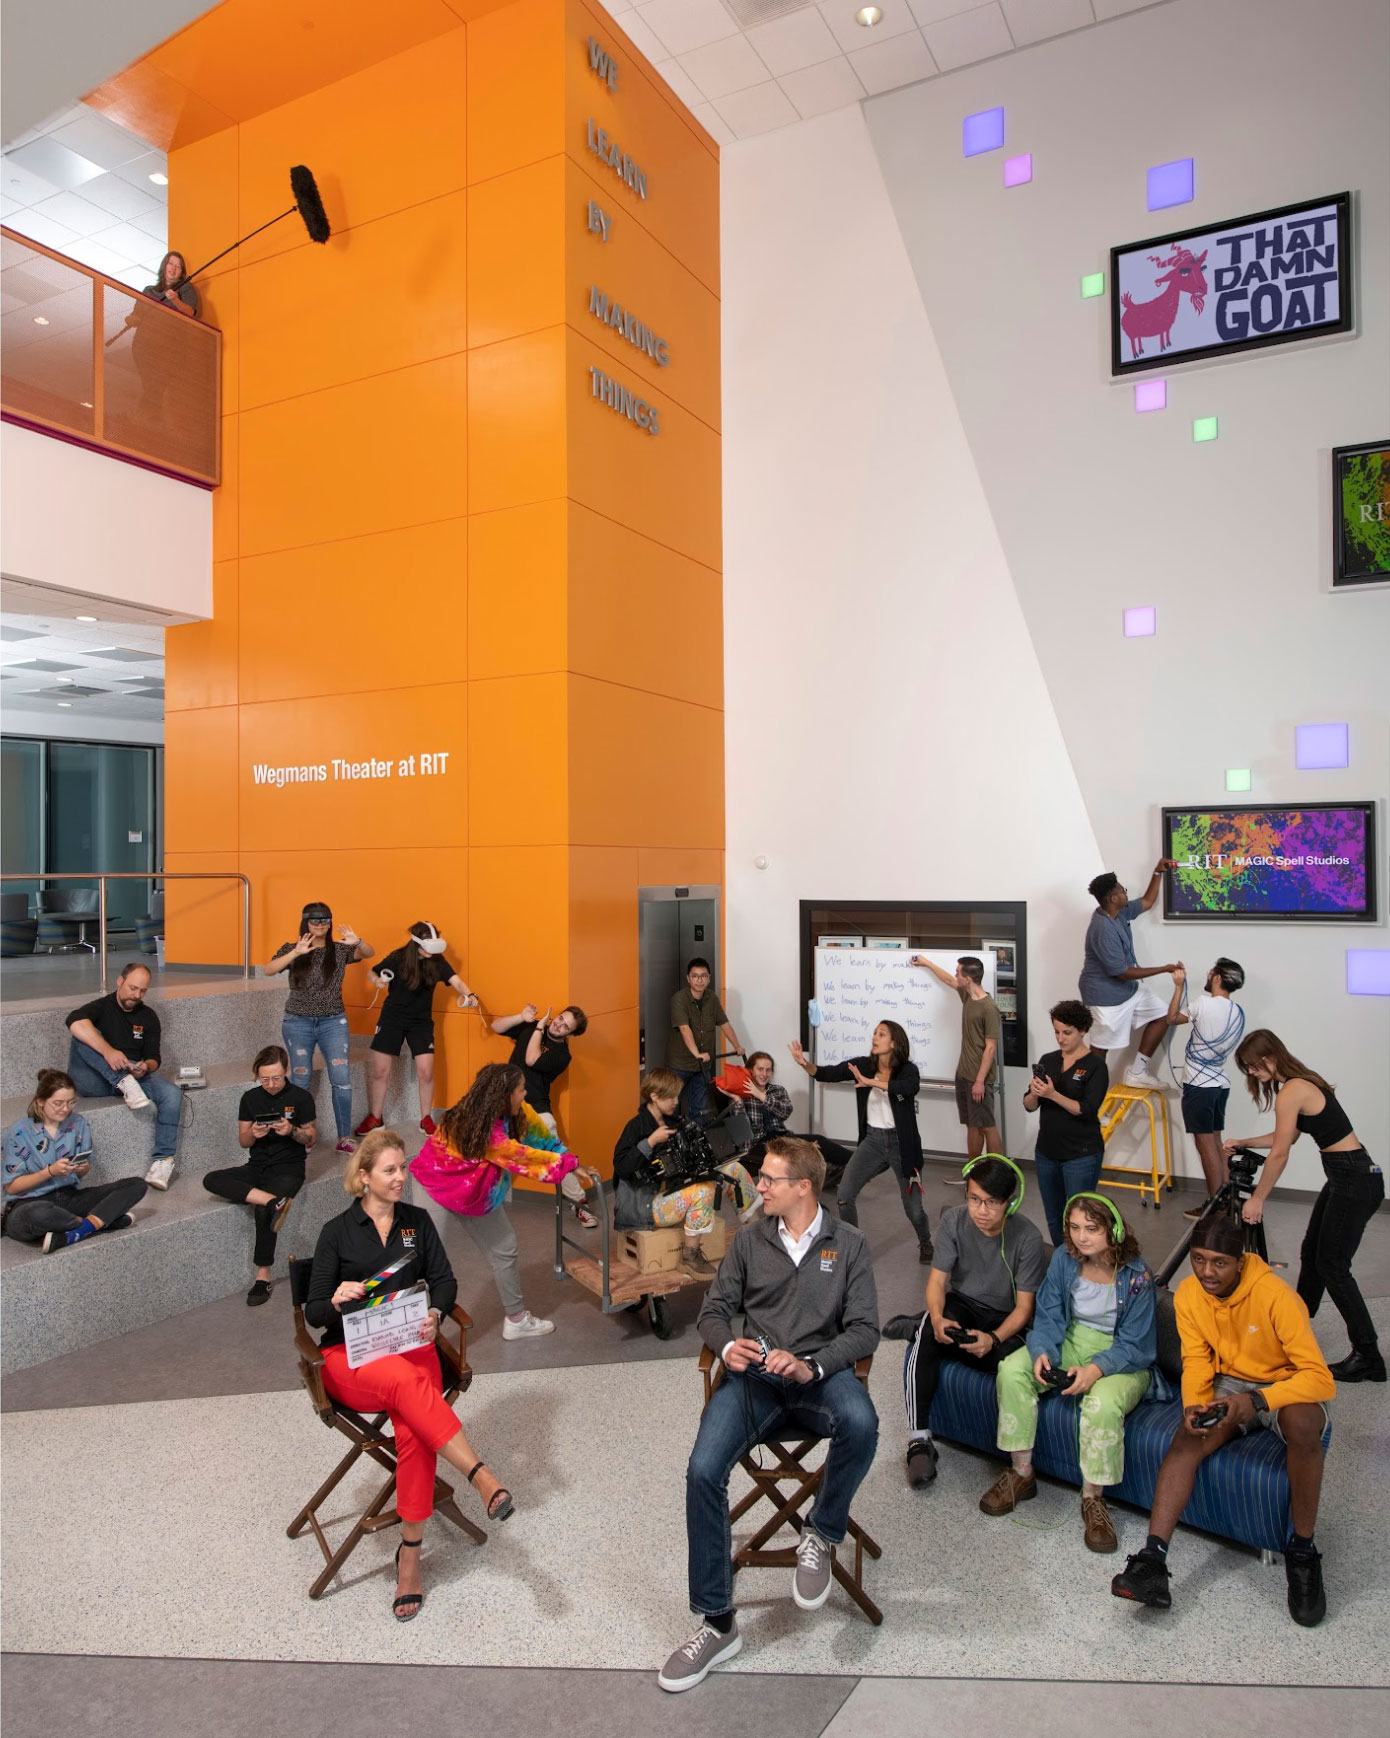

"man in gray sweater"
[658,1138,880,1693]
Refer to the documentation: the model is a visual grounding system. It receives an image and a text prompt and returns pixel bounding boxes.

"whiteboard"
[811,948,997,1085]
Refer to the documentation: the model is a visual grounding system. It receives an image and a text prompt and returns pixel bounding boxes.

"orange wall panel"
[166,559,240,713]
[213,415,238,560]
[468,501,565,680]
[466,0,565,186]
[567,329,720,572]
[163,851,246,966]
[238,685,468,851]
[238,192,467,410]
[165,707,240,854]
[562,1002,639,1172]
[467,327,566,514]
[637,847,724,889]
[238,355,468,555]
[566,502,721,709]
[238,521,467,705]
[165,119,240,293]
[467,845,568,1008]
[567,845,638,1018]
[467,158,565,350]
[467,673,566,845]
[568,675,724,850]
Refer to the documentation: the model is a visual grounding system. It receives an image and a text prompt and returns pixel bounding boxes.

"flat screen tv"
[1162,802,1377,922]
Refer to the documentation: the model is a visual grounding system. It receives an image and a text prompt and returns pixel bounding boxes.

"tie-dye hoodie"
[410,1102,578,1217]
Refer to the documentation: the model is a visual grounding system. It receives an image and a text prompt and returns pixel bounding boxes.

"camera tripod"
[1153,1147,1270,1288]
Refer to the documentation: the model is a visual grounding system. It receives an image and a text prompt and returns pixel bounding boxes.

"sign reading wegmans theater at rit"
[1110,193,1351,374]
[251,753,452,788]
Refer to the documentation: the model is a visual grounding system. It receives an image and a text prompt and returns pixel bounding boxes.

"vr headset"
[413,922,448,956]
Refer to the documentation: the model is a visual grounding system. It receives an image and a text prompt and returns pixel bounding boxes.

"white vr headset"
[414,922,448,956]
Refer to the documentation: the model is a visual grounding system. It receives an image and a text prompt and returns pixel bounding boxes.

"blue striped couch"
[926,1291,1331,1554]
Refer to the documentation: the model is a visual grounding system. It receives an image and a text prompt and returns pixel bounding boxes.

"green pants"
[995,1321,1150,1488]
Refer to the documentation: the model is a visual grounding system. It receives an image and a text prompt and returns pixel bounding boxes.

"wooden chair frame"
[699,1345,883,1625]
[286,1257,486,1599]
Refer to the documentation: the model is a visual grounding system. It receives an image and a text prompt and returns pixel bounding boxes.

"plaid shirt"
[743,1082,793,1143]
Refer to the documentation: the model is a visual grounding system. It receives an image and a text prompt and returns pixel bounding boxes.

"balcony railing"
[1,226,220,488]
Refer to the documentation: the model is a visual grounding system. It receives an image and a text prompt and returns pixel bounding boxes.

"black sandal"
[393,1537,424,1621]
[465,1459,514,1521]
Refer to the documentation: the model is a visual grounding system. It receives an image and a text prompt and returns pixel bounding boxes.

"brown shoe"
[1082,1494,1118,1553]
[682,1246,717,1279]
[979,1467,1037,1516]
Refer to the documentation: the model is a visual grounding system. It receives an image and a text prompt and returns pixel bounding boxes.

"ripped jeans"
[282,1013,353,1140]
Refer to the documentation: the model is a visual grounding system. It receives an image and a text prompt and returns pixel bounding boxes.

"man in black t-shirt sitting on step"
[203,1045,318,1305]
[65,962,184,1192]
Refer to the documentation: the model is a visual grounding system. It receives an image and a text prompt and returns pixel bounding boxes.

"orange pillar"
[96,0,722,1162]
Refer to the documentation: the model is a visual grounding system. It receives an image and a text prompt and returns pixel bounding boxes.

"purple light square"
[1134,379,1167,413]
[1147,158,1194,211]
[1123,606,1156,637]
[1003,153,1032,187]
[1347,951,1390,996]
[1295,722,1349,770]
[963,107,1005,156]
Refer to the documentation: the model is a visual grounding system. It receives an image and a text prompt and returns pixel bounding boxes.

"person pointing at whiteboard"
[790,1021,933,1262]
[910,955,1003,1163]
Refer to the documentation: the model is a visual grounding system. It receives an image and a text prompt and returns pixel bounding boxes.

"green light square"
[1080,271,1105,299]
[1226,768,1252,792]
[1193,416,1219,442]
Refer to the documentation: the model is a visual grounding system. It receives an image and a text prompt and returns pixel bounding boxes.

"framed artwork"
[983,940,1016,977]
[1110,193,1351,375]
[817,935,863,948]
[1333,441,1390,588]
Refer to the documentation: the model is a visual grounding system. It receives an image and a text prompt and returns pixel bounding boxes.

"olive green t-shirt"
[667,985,727,1072]
[957,989,1002,1084]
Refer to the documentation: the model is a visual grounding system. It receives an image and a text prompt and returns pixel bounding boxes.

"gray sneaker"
[657,1619,742,1692]
[793,1527,834,1610]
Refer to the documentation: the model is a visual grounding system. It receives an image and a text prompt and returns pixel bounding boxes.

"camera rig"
[1154,1144,1270,1287]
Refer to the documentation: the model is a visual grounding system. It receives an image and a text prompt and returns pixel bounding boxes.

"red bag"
[713,1064,752,1098]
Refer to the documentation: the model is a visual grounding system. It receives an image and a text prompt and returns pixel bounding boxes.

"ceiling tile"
[1091,0,1161,16]
[48,112,149,172]
[923,1,1014,68]
[818,0,920,54]
[88,647,163,662]
[744,10,841,76]
[73,172,160,223]
[850,28,940,91]
[1000,0,1093,45]
[612,9,673,60]
[105,154,168,198]
[712,79,799,137]
[93,220,163,265]
[653,59,709,107]
[907,0,995,23]
[29,191,114,239]
[63,237,137,275]
[5,138,105,192]
[0,159,63,206]
[124,207,169,244]
[4,658,82,672]
[690,102,738,144]
[635,0,740,57]
[678,34,772,98]
[779,53,867,116]
[4,210,80,253]
[0,627,45,642]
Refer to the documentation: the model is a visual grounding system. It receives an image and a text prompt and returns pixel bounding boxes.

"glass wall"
[0,736,159,927]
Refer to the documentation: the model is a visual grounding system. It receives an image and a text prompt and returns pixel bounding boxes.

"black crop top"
[1294,1085,1355,1150]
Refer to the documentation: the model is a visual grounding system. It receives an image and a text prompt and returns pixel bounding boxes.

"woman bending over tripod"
[1229,1029,1384,1384]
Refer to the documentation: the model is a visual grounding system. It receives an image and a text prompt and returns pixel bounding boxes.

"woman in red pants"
[305,1127,514,1620]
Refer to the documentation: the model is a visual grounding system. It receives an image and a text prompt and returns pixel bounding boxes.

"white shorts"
[1087,985,1169,1049]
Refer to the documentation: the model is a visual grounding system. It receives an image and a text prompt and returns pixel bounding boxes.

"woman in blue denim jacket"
[980,1192,1159,1554]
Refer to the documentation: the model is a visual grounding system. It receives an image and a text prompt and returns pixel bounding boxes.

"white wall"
[722,0,1389,1186]
[1,423,212,621]
[0,705,164,745]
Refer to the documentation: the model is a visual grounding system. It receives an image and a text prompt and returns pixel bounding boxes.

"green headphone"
[1064,1189,1125,1245]
[962,1152,1026,1216]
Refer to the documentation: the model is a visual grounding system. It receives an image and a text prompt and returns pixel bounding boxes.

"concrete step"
[1,977,290,1100]
[0,1043,424,1185]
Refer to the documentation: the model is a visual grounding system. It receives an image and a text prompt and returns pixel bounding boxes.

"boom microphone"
[184,165,332,281]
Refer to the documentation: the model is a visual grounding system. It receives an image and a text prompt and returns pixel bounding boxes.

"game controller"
[1190,1403,1229,1430]
[944,1324,975,1346]
[1040,1364,1073,1391]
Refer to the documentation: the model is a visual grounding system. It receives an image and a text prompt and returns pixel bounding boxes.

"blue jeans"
[282,1013,353,1139]
[674,1067,709,1122]
[685,1367,878,1617]
[66,1040,183,1160]
[1035,1148,1105,1248]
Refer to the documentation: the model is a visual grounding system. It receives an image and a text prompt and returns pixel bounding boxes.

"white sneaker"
[119,1074,152,1110]
[145,1156,176,1190]
[1123,1061,1160,1089]
[502,1311,555,1340]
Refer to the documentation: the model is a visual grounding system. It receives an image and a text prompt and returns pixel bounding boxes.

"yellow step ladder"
[1099,1085,1173,1209]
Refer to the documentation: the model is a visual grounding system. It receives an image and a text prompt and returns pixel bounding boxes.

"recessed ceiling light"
[855,5,883,23]
[76,614,98,622]
[80,401,94,409]
[33,315,50,326]
[149,172,168,186]
[57,701,72,707]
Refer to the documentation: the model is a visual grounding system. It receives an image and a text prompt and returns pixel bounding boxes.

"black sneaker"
[918,1242,935,1264]
[882,1312,925,1342]
[1111,1549,1172,1609]
[105,1215,134,1232]
[247,1279,273,1306]
[1285,1545,1326,1627]
[906,1439,938,1487]
[1328,1347,1386,1383]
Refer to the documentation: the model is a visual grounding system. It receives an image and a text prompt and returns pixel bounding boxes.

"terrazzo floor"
[4,1339,1388,1685]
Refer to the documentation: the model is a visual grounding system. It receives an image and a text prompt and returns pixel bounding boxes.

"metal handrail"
[0,870,250,991]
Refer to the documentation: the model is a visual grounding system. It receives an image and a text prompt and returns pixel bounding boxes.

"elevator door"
[637,886,720,1075]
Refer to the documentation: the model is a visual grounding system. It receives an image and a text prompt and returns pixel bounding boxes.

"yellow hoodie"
[1175,1255,1335,1412]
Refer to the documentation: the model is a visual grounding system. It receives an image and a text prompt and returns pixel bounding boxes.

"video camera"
[1226,1144,1267,1197]
[641,1117,723,1192]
